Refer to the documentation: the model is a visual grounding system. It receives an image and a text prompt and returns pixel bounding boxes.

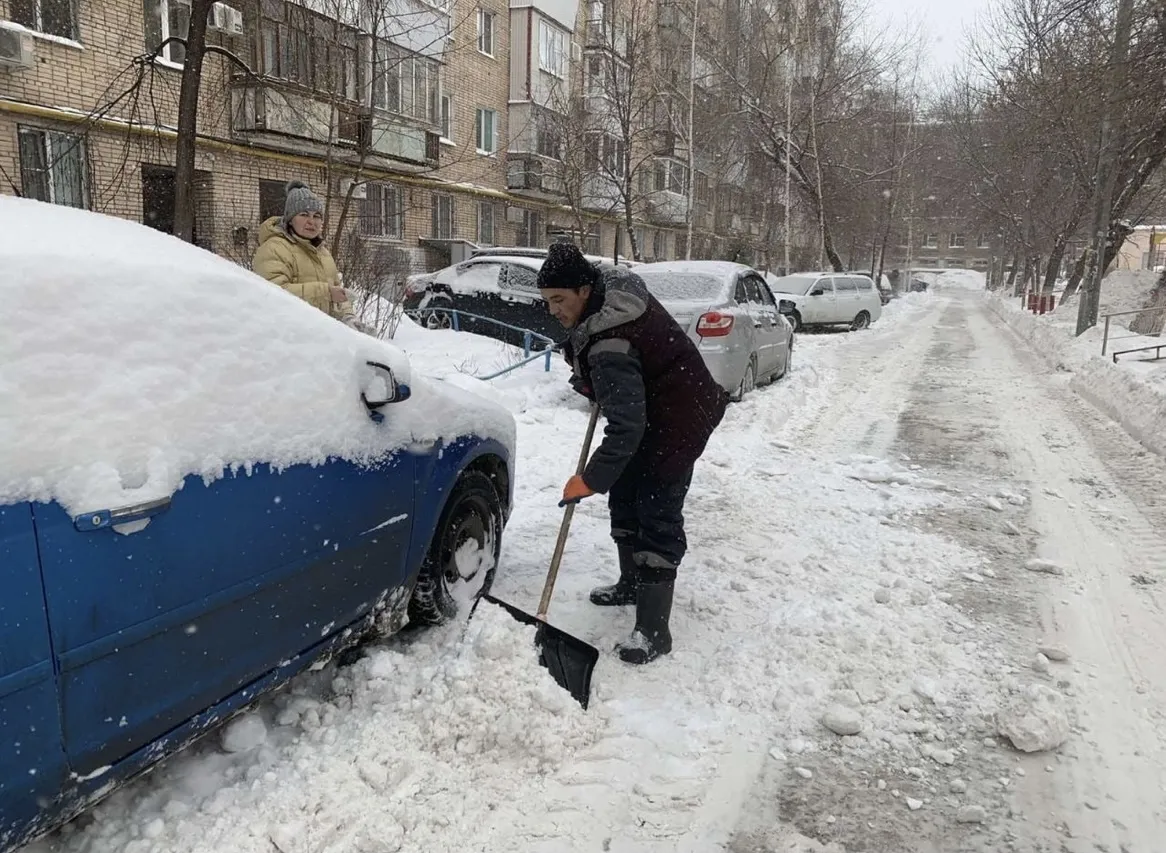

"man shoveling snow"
[537,242,729,664]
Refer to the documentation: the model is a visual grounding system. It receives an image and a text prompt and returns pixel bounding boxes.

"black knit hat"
[537,242,600,290]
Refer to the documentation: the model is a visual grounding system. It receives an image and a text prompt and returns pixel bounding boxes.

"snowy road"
[24,289,1166,853]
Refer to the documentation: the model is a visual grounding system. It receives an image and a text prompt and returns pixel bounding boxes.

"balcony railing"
[231,79,440,167]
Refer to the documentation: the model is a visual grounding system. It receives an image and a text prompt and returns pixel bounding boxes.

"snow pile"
[0,198,514,516]
[996,684,1071,753]
[930,269,986,291]
[984,290,1166,458]
[1059,269,1159,320]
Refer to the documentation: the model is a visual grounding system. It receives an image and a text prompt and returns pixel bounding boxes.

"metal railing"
[405,307,558,380]
[1101,305,1166,362]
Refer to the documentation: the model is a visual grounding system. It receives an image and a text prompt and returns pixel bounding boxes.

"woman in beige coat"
[251,181,363,329]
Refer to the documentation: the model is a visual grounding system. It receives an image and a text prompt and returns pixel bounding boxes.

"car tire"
[789,311,803,333]
[730,357,757,403]
[422,295,454,330]
[408,470,503,626]
[850,311,871,331]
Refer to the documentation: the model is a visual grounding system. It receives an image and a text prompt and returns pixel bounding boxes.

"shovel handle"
[537,403,601,620]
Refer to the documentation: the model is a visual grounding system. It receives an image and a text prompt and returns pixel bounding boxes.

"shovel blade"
[478,594,599,709]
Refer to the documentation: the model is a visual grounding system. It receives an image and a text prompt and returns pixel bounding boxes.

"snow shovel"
[477,403,602,709]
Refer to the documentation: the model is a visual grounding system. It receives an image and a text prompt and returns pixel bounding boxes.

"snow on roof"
[0,197,514,516]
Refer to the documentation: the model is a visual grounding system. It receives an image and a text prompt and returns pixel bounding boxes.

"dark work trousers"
[608,453,695,581]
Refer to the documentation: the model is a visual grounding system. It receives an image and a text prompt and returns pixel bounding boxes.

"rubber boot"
[616,578,674,665]
[589,545,638,606]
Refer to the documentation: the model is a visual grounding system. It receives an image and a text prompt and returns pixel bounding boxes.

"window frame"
[977,233,991,249]
[948,232,967,249]
[258,1,360,100]
[475,107,497,154]
[432,192,455,239]
[372,40,441,127]
[360,182,406,240]
[11,0,79,41]
[476,8,495,57]
[922,233,938,249]
[440,94,454,142]
[476,201,495,245]
[537,19,567,78]
[17,125,88,209]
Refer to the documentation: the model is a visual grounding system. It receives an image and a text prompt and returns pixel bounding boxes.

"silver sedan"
[634,261,794,401]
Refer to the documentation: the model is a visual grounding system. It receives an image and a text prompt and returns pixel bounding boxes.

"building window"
[258,179,287,220]
[538,20,567,78]
[142,163,212,248]
[10,0,78,40]
[948,232,966,248]
[477,8,495,56]
[654,159,688,194]
[922,233,938,249]
[535,111,560,159]
[142,0,191,64]
[516,209,542,247]
[977,234,991,249]
[257,1,359,100]
[475,108,497,154]
[584,132,625,178]
[694,171,709,205]
[653,230,665,259]
[477,201,495,244]
[432,193,454,239]
[361,183,405,239]
[372,41,440,126]
[440,94,453,142]
[18,127,87,208]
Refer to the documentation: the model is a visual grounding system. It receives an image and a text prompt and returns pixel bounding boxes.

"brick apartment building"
[0,0,777,281]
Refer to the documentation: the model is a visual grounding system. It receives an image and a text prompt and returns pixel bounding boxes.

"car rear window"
[636,271,727,301]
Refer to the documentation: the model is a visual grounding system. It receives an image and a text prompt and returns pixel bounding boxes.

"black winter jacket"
[563,267,729,492]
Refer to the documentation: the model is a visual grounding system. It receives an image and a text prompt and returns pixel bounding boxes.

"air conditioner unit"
[339,178,367,200]
[208,3,244,37]
[0,21,35,71]
[505,205,525,224]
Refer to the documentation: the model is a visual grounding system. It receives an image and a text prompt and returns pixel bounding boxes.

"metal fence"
[1101,305,1166,362]
[404,307,558,381]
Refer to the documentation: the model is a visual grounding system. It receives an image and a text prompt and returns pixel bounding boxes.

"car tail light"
[696,311,734,337]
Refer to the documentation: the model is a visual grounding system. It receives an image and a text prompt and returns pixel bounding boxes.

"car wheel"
[408,470,503,626]
[850,311,871,331]
[422,295,454,330]
[789,311,803,333]
[730,357,757,403]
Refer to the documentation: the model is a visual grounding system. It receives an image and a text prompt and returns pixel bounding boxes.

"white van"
[766,272,884,332]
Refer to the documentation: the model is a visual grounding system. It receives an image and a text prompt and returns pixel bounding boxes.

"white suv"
[766,272,884,332]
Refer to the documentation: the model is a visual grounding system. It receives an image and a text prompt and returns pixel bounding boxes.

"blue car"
[0,199,516,852]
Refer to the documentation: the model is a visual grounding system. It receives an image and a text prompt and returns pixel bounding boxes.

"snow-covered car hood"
[0,197,514,516]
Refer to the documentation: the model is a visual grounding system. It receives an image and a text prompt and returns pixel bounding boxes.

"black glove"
[569,373,594,400]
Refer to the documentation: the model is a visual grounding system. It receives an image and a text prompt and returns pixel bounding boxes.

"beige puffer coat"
[251,217,354,321]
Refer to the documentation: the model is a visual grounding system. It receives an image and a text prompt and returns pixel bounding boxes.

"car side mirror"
[361,360,411,423]
[810,288,825,297]
[778,300,795,314]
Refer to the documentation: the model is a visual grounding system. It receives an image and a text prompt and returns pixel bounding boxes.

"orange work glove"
[560,475,595,506]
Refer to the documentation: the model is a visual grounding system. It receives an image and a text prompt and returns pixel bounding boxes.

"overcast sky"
[865,0,993,79]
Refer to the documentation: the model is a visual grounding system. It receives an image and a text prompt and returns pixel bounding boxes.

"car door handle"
[74,496,173,532]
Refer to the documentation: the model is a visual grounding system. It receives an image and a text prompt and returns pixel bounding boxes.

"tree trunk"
[1006,253,1019,293]
[822,217,844,272]
[1042,240,1066,293]
[173,0,213,243]
[1059,250,1090,305]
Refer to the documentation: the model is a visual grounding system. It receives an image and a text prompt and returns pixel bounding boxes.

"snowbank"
[0,198,514,516]
[984,290,1166,458]
[928,269,986,291]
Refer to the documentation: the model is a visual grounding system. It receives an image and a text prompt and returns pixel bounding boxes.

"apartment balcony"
[581,174,623,212]
[230,79,440,169]
[506,154,566,200]
[647,190,688,225]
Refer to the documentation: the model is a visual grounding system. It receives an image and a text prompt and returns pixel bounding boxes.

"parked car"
[400,250,631,349]
[633,261,794,401]
[0,198,516,852]
[767,271,884,332]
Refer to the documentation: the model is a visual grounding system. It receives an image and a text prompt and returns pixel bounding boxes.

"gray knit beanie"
[283,180,324,227]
